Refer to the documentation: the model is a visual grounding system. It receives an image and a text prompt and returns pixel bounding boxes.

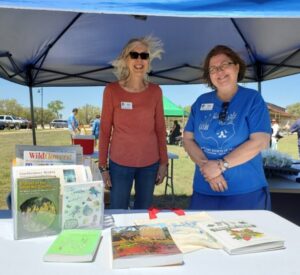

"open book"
[135,212,221,253]
[199,220,285,255]
[111,224,183,269]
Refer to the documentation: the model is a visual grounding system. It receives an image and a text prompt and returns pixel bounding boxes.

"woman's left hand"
[200,160,222,181]
[155,164,168,185]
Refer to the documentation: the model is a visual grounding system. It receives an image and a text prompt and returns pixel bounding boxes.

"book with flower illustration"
[111,224,183,269]
[62,181,104,229]
[199,220,285,255]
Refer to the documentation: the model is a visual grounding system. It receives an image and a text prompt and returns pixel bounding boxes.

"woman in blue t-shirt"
[183,45,271,210]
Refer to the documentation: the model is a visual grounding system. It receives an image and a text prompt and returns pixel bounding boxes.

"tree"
[78,104,101,125]
[0,99,24,115]
[47,100,64,118]
[286,102,300,117]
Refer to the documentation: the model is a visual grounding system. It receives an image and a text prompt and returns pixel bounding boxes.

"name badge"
[200,103,214,111]
[121,102,133,110]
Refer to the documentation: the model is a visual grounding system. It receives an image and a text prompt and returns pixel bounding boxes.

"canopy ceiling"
[1,0,300,88]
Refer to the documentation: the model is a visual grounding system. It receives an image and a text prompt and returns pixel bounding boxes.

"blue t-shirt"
[68,113,78,131]
[92,118,100,139]
[184,85,271,196]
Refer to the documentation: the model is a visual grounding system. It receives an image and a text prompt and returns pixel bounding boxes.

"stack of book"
[11,145,104,240]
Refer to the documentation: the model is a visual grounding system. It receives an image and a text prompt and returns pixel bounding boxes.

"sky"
[0,74,299,119]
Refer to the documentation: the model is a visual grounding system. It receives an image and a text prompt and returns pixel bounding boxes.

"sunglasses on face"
[219,102,229,122]
[209,61,234,75]
[128,51,150,60]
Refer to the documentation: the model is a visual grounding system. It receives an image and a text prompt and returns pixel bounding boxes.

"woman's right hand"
[101,171,112,190]
[207,174,228,192]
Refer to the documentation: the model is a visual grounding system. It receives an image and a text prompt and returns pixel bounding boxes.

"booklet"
[111,224,183,269]
[199,220,285,255]
[44,229,102,262]
[62,181,104,229]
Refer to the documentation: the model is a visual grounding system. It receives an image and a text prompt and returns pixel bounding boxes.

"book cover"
[135,213,221,253]
[15,177,61,239]
[44,229,102,262]
[23,150,76,166]
[111,224,183,269]
[200,220,285,255]
[62,181,104,229]
[15,144,83,165]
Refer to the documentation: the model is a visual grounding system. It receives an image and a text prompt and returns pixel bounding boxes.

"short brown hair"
[202,45,246,88]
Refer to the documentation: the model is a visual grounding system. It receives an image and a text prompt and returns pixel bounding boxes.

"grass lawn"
[0,129,298,209]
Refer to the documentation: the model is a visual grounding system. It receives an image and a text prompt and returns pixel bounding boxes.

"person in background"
[68,108,80,136]
[271,118,280,150]
[290,118,300,159]
[98,36,168,209]
[183,45,271,211]
[169,120,181,145]
[92,114,101,147]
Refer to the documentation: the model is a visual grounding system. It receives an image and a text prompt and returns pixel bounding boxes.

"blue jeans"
[109,160,159,209]
[189,187,271,211]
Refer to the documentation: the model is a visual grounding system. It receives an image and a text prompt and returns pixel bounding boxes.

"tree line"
[0,99,101,125]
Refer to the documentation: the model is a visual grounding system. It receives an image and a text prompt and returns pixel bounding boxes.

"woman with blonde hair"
[98,36,168,209]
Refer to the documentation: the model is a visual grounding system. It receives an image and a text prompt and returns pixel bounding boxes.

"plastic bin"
[72,135,95,155]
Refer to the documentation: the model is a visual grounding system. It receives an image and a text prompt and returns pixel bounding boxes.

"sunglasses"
[219,102,229,122]
[128,51,150,60]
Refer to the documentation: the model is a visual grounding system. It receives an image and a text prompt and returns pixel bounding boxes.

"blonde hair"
[112,36,164,81]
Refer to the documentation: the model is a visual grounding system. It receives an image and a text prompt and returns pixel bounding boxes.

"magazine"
[111,224,183,269]
[62,181,104,229]
[135,212,221,253]
[199,220,285,255]
[44,229,102,262]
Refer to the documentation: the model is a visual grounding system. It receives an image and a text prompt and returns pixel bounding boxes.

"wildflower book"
[199,220,285,255]
[111,224,183,269]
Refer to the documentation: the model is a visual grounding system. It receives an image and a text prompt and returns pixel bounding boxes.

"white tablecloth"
[0,210,299,275]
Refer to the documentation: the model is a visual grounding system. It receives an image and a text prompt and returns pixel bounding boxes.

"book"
[43,229,102,262]
[135,212,221,253]
[15,177,61,239]
[111,224,183,269]
[15,144,83,165]
[62,181,104,229]
[23,150,76,166]
[199,220,285,255]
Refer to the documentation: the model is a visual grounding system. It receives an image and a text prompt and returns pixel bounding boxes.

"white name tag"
[200,103,214,111]
[121,102,133,110]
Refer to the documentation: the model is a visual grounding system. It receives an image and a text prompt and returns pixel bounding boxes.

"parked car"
[13,116,29,129]
[0,115,19,129]
[0,120,5,130]
[50,119,68,128]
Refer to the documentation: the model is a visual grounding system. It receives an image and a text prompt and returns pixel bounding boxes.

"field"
[0,129,298,209]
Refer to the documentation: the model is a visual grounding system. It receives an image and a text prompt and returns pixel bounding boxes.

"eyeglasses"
[219,102,229,122]
[128,51,150,60]
[208,61,235,74]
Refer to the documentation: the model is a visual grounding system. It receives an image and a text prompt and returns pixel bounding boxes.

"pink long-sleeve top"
[98,82,168,167]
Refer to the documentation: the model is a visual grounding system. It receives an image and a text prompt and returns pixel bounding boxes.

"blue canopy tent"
[1,0,300,143]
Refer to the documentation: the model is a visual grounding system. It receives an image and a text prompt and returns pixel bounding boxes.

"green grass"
[0,130,299,209]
